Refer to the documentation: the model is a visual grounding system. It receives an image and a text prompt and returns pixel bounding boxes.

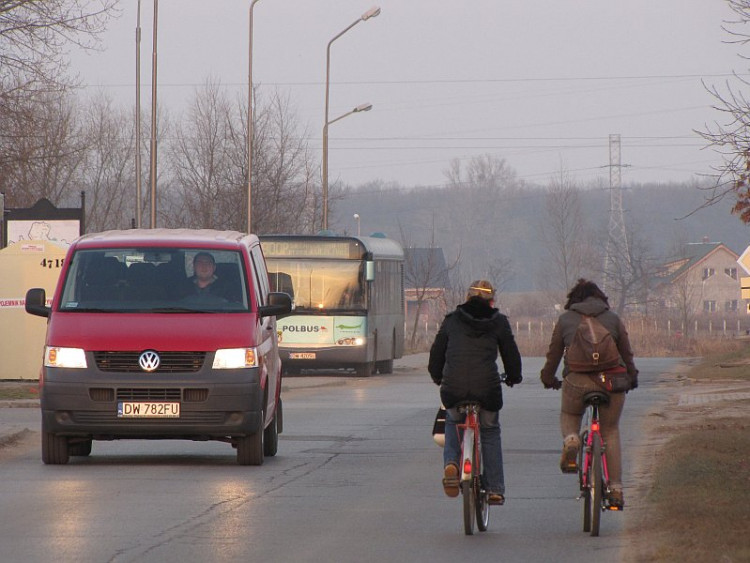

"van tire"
[237,430,264,466]
[276,398,284,434]
[264,406,279,457]
[70,439,93,457]
[42,429,69,465]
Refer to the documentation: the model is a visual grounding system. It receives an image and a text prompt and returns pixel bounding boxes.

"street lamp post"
[353,213,360,236]
[247,0,262,234]
[135,0,142,228]
[322,6,381,231]
[149,0,158,228]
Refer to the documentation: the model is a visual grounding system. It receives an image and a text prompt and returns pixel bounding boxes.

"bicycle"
[455,402,490,535]
[577,390,621,537]
[452,373,509,536]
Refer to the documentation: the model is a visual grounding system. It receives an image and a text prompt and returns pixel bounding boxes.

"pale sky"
[70,0,743,189]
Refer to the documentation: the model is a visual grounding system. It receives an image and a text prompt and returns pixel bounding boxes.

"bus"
[260,234,405,377]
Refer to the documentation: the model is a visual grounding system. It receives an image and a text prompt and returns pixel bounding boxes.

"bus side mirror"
[25,288,50,318]
[365,260,375,282]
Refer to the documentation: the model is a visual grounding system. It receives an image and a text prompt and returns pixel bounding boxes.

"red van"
[25,229,292,465]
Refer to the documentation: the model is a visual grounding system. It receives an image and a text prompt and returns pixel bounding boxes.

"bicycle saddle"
[583,391,610,406]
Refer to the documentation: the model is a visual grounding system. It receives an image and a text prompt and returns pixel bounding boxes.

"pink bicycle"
[578,391,621,536]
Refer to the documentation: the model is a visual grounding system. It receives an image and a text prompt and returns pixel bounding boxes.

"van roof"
[72,229,258,249]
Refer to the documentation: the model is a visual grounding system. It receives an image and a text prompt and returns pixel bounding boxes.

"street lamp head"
[353,213,360,219]
[361,6,381,21]
[354,103,373,113]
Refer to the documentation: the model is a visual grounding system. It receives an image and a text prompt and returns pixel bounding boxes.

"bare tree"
[0,1,117,87]
[0,1,119,211]
[600,220,658,316]
[400,218,456,349]
[442,154,524,277]
[0,89,87,207]
[77,91,135,231]
[539,167,594,291]
[697,0,750,222]
[168,79,238,230]
[251,92,317,234]
[167,82,317,233]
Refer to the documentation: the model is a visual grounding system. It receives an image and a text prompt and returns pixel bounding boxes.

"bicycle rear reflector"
[463,458,472,475]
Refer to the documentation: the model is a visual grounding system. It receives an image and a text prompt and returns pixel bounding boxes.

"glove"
[543,378,562,390]
[628,375,638,391]
[505,374,523,388]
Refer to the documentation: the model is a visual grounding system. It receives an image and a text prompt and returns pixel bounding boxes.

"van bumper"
[40,367,263,440]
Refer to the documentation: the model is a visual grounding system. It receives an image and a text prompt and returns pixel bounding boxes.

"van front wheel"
[42,428,69,465]
[236,429,264,466]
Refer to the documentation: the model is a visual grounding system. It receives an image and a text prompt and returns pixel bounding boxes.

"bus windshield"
[267,259,364,312]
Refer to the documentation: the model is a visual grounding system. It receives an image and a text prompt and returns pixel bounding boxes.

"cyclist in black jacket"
[428,280,523,506]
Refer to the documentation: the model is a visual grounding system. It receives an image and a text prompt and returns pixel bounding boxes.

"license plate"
[117,402,180,418]
[290,352,316,360]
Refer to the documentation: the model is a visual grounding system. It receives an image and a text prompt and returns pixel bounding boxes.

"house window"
[724,267,738,280]
[702,268,715,280]
[725,300,738,312]
[703,300,717,313]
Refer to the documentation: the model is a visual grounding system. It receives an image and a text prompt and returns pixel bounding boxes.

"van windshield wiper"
[149,307,210,313]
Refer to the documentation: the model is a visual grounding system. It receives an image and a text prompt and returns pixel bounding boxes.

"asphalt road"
[0,355,680,563]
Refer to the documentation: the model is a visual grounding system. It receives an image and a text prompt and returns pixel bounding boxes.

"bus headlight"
[336,337,366,346]
[44,347,87,369]
[213,348,258,369]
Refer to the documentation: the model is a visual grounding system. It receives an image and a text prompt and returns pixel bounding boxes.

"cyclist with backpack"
[540,278,638,509]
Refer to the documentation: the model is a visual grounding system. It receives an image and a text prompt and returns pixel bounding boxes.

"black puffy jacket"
[428,297,523,411]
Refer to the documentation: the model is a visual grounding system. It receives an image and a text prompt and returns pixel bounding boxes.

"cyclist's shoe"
[560,434,580,473]
[487,492,505,506]
[608,489,624,510]
[442,463,459,497]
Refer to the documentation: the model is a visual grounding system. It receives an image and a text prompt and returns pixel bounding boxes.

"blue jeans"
[443,407,505,494]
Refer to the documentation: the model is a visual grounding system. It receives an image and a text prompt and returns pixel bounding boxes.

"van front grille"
[117,388,182,401]
[94,351,206,373]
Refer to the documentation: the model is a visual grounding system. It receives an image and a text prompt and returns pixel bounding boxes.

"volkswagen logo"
[138,350,161,372]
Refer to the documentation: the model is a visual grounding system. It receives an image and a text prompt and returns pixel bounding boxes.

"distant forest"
[331,179,749,293]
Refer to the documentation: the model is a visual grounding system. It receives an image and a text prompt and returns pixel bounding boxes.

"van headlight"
[44,347,87,369]
[213,348,258,369]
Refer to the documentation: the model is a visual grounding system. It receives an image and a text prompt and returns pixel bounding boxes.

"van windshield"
[58,248,250,313]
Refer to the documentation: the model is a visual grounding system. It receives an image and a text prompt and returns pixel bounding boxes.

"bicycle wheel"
[590,433,603,537]
[475,479,489,532]
[462,480,475,535]
[475,441,489,532]
[578,429,588,491]
[582,469,592,532]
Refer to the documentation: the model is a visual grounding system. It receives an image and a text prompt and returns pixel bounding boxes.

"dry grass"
[643,422,750,562]
[633,349,750,562]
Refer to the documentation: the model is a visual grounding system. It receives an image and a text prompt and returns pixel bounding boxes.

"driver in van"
[190,252,219,294]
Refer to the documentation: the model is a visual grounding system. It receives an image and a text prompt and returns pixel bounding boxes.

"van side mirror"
[259,291,293,319]
[25,288,50,318]
[365,260,375,282]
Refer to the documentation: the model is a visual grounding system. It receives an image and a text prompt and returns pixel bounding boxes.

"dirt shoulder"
[624,360,750,562]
